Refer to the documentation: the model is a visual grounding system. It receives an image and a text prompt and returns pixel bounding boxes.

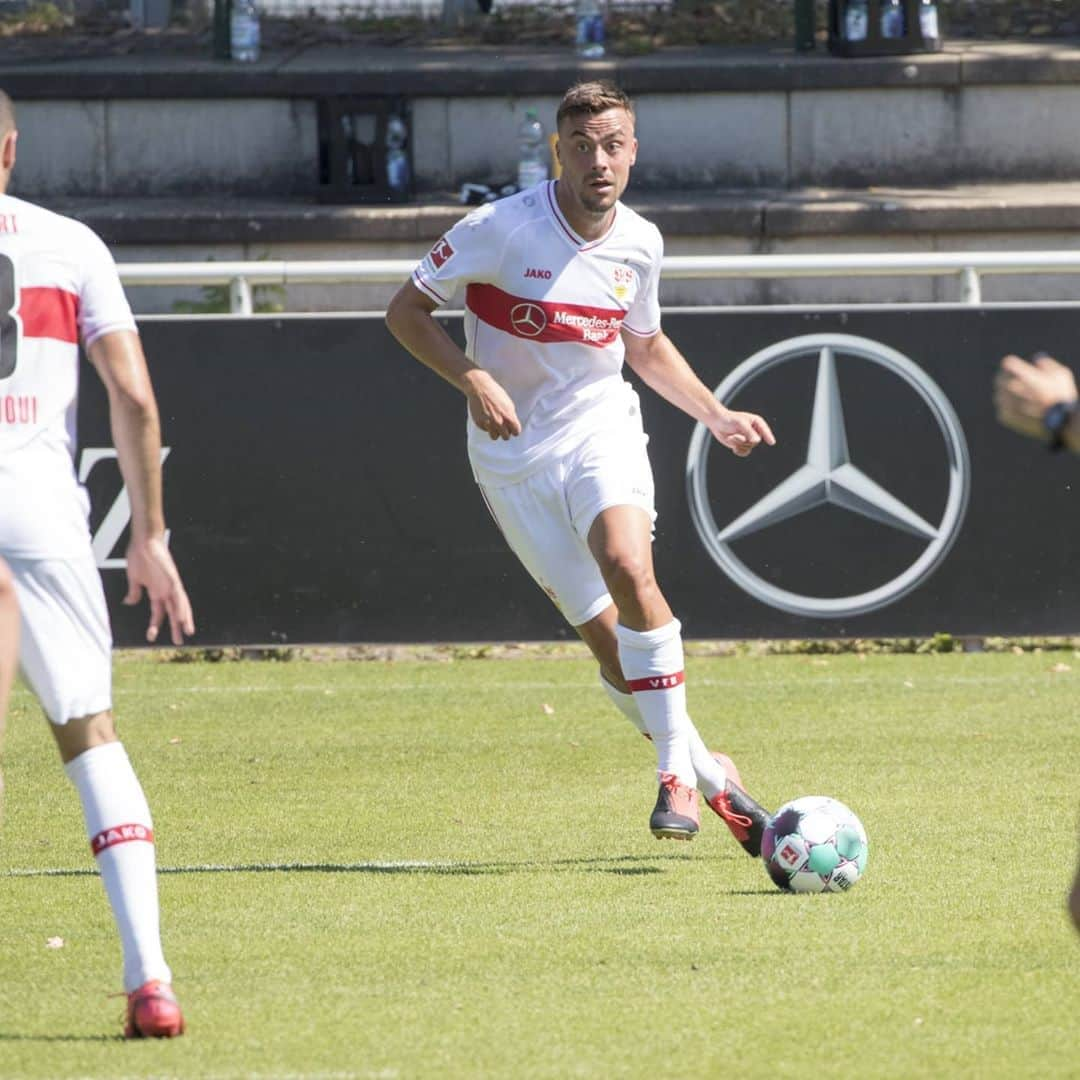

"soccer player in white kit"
[386,81,777,851]
[0,91,191,1037]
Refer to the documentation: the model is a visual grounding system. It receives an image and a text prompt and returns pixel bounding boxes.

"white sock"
[600,670,727,800]
[615,619,696,787]
[600,671,649,736]
[64,741,171,992]
[685,726,728,803]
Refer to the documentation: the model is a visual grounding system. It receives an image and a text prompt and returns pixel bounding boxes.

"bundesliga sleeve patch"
[428,237,455,271]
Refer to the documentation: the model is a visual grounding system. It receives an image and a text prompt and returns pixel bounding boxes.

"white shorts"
[8,554,113,725]
[479,428,656,627]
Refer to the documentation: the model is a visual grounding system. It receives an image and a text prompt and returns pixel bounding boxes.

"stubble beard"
[577,177,622,217]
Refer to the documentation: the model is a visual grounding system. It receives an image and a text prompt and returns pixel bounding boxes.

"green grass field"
[1,650,1078,1079]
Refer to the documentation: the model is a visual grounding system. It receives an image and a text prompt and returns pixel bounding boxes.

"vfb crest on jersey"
[613,264,635,301]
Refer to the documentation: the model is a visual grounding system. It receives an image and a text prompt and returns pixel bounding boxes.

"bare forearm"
[386,282,522,440]
[111,394,165,540]
[625,330,775,456]
[626,333,724,423]
[87,332,166,541]
[386,300,479,394]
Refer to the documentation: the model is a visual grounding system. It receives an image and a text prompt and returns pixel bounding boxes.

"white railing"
[116,251,1080,315]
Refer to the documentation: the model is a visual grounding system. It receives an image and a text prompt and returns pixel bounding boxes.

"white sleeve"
[411,203,500,307]
[622,226,663,338]
[76,224,138,347]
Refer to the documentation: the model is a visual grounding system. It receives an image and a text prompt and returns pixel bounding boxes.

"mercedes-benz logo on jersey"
[510,302,547,337]
[686,333,971,618]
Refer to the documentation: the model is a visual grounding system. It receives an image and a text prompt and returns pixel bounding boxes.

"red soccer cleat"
[707,750,769,857]
[711,751,744,791]
[708,779,769,858]
[124,980,186,1039]
[649,773,700,841]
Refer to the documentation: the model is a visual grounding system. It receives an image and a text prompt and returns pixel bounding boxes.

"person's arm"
[385,279,521,441]
[87,329,194,645]
[621,328,775,457]
[995,352,1080,452]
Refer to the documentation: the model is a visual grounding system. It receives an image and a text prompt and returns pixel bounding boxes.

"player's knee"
[52,709,118,764]
[603,549,656,601]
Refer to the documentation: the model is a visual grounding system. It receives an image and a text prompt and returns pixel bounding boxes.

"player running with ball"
[386,81,776,852]
[0,90,191,1037]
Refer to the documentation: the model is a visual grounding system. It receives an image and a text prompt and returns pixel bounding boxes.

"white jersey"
[0,193,137,558]
[412,180,663,487]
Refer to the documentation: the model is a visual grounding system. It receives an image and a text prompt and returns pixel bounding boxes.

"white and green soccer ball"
[762,796,869,893]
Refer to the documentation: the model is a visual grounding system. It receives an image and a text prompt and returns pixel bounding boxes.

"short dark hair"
[556,81,635,130]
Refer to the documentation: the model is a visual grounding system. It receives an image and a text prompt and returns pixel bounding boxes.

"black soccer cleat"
[708,780,770,858]
[649,773,700,841]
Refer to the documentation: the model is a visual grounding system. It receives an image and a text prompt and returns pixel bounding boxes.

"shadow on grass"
[0,1032,121,1043]
[3,852,720,879]
[729,888,794,897]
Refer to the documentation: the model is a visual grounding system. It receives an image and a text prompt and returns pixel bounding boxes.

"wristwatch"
[1043,400,1078,452]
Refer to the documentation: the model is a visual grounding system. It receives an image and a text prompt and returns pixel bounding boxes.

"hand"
[123,535,195,645]
[708,408,776,458]
[463,369,522,441]
[995,353,1079,441]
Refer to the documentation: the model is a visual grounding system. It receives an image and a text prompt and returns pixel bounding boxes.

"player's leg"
[0,555,19,822]
[579,606,723,772]
[479,456,765,846]
[583,519,769,851]
[574,422,770,852]
[12,555,184,1038]
[478,469,696,834]
[562,430,699,812]
[577,605,764,845]
[584,504,702,838]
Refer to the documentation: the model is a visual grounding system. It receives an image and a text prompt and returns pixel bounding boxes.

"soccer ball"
[762,795,868,893]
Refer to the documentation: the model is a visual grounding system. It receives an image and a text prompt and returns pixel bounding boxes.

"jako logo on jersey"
[429,238,455,270]
[524,267,552,279]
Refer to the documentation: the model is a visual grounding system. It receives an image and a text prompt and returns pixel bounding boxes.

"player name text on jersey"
[0,394,37,424]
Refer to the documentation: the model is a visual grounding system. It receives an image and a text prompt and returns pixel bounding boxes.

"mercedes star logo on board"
[686,333,971,618]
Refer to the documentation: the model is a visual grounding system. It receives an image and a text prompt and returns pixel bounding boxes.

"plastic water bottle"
[919,0,940,40]
[881,0,905,39]
[575,0,605,60]
[385,115,410,196]
[844,0,868,42]
[230,0,260,62]
[516,110,548,192]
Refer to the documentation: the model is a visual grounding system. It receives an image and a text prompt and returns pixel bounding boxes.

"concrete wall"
[10,81,1080,198]
[9,99,319,199]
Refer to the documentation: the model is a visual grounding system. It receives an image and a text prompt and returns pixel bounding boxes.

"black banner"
[76,308,1080,646]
